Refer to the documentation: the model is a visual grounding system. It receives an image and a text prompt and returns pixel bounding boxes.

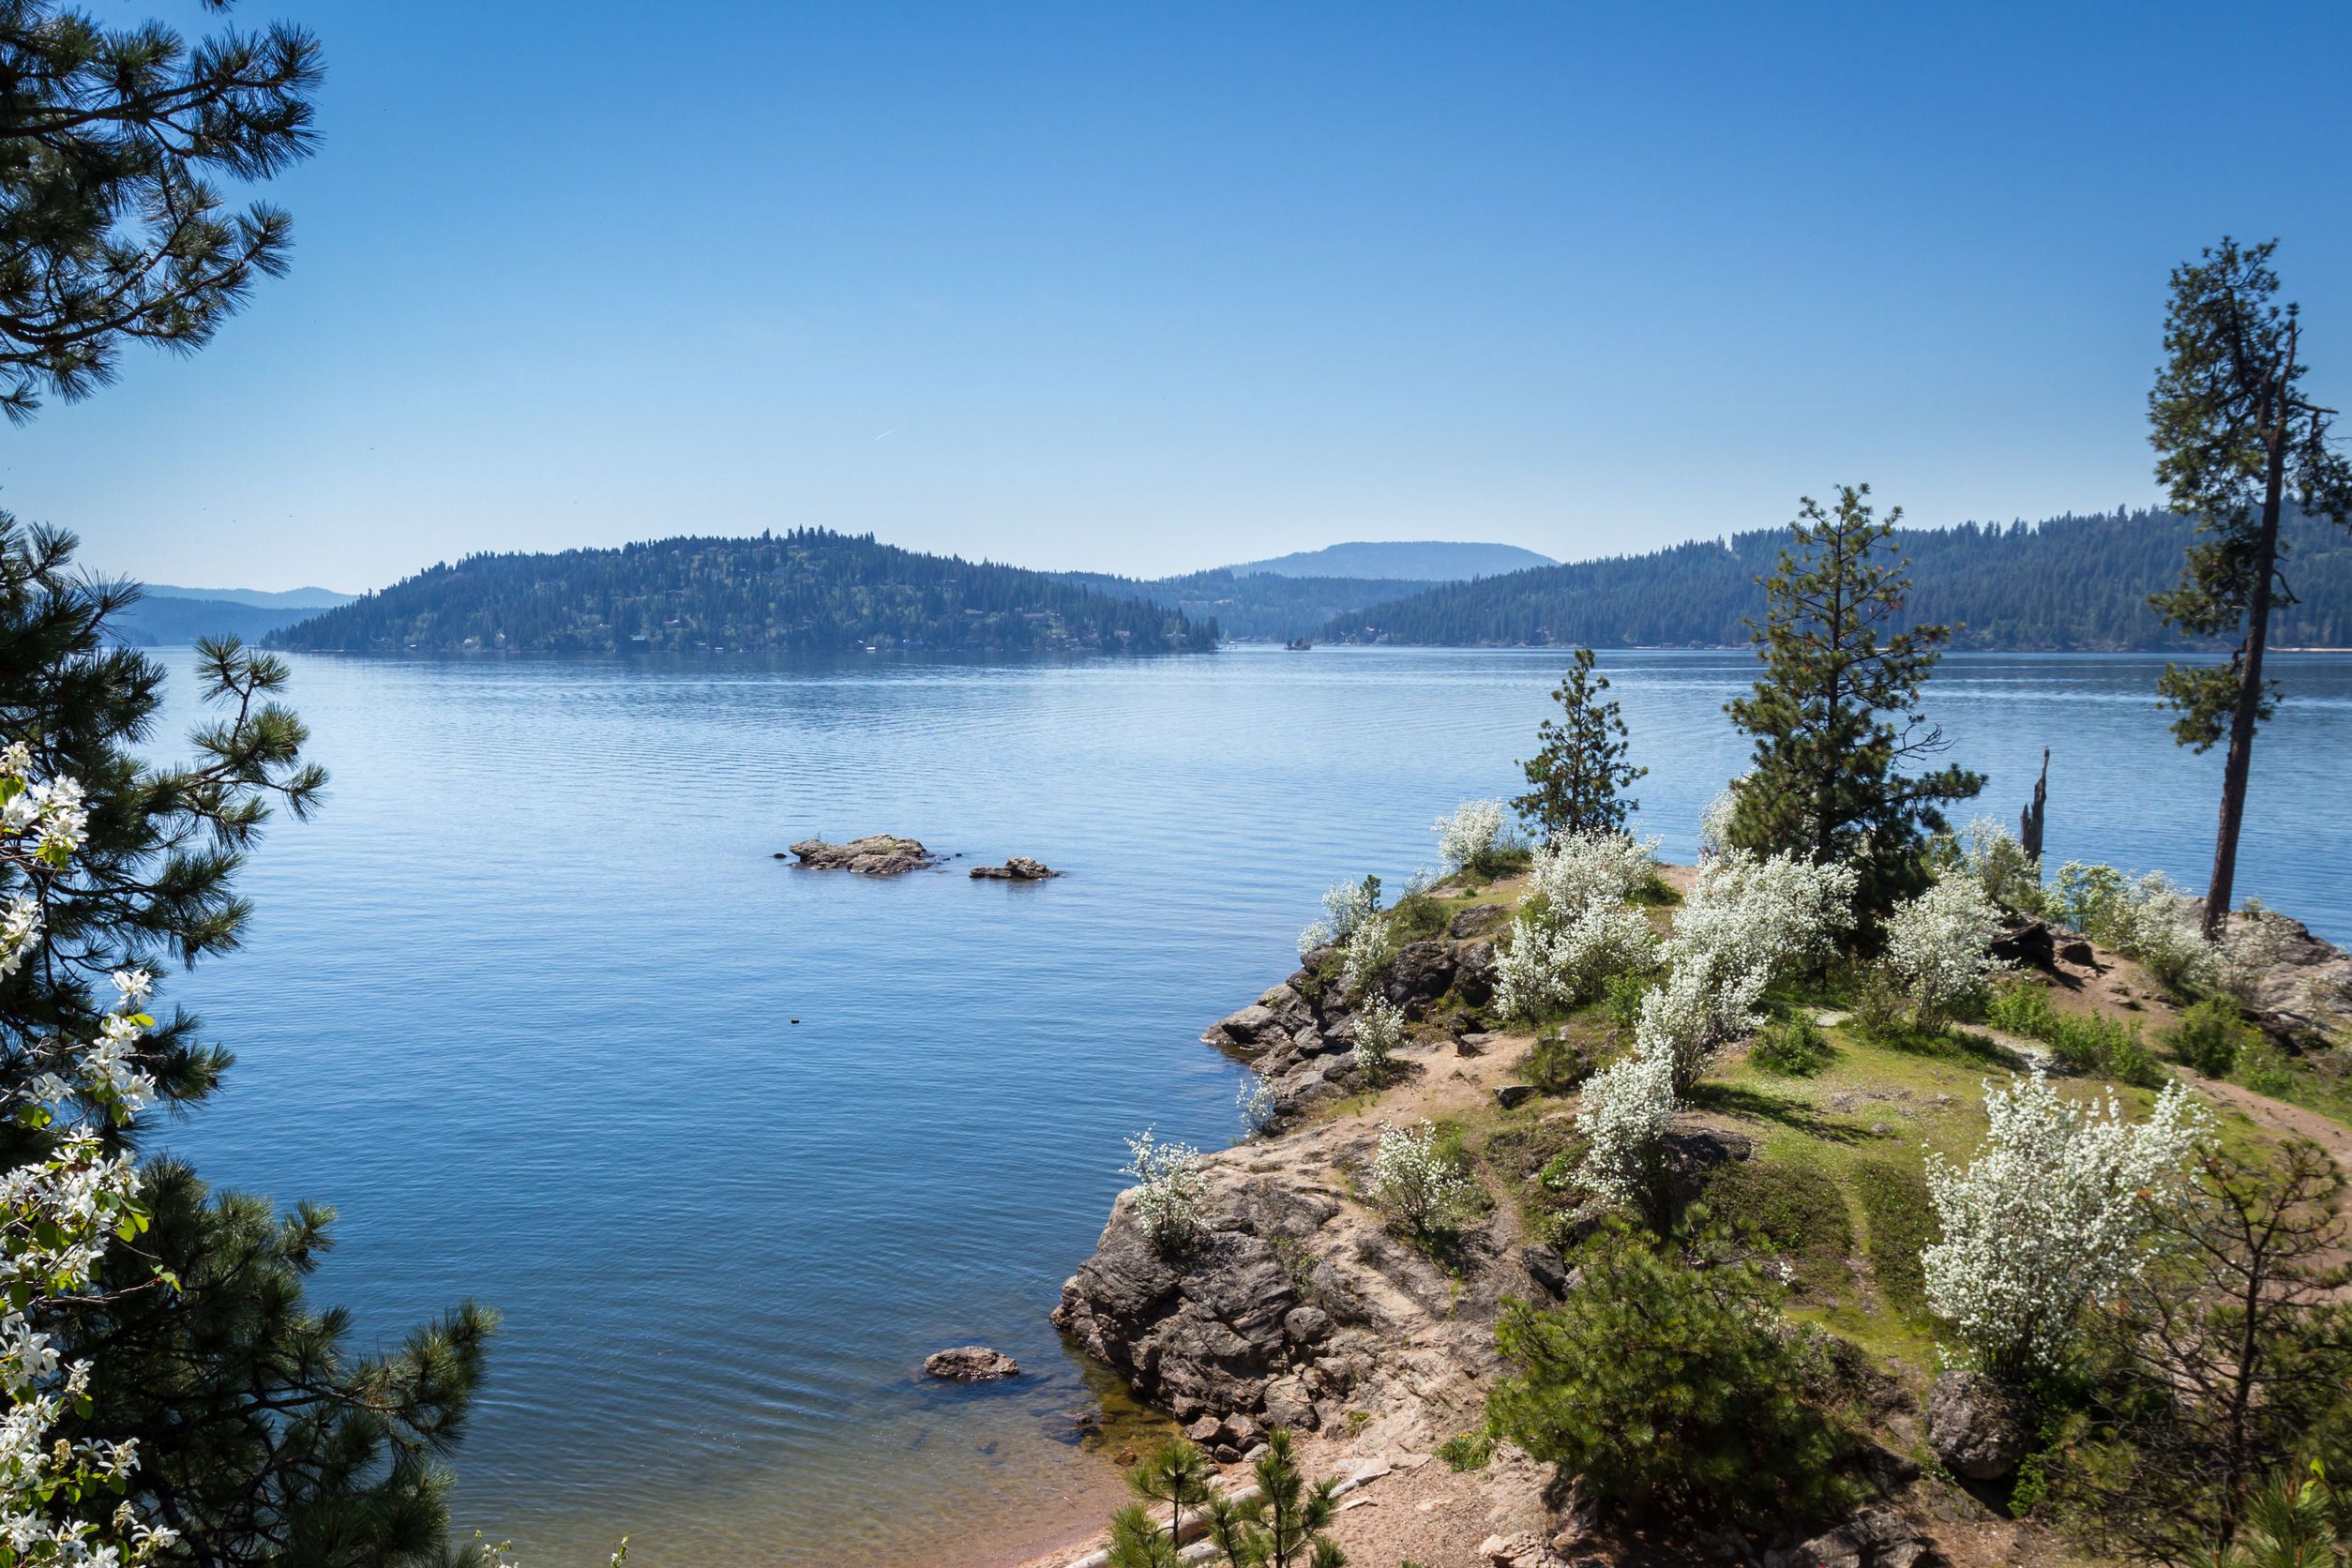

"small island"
[784,836,944,876]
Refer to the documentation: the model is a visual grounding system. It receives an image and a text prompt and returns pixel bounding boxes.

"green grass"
[1436,1430,1494,1471]
[1702,1159,1852,1296]
[1849,1157,1933,1317]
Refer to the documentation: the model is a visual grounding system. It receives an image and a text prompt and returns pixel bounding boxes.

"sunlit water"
[146,646,2351,1566]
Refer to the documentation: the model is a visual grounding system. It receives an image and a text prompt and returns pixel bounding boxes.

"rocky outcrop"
[1787,1506,1942,1568]
[1053,1116,1537,1442]
[972,856,1059,881]
[1925,1369,2029,1482]
[786,836,943,875]
[924,1345,1019,1380]
[2221,908,2352,1048]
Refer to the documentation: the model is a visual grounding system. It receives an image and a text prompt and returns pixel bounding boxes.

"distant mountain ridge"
[1056,567,1430,641]
[1226,540,1556,580]
[1322,507,2352,651]
[106,595,324,649]
[269,530,1214,655]
[143,583,354,609]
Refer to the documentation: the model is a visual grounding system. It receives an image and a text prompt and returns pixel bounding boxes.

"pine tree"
[2147,238,2352,939]
[1199,1429,1347,1568]
[2,524,496,1564]
[1725,485,1983,921]
[1514,647,1644,842]
[0,1,321,421]
[1125,1438,1214,1552]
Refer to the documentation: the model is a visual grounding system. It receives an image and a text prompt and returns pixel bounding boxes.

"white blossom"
[1922,1070,2208,1372]
[0,744,177,1565]
[1297,877,1379,958]
[1235,1071,1279,1136]
[1351,994,1406,1081]
[1697,776,1746,859]
[1369,1119,1477,1233]
[1492,899,1658,1022]
[1337,911,1398,1001]
[1882,874,2011,1022]
[1528,830,1661,913]
[1638,849,1854,1090]
[1432,799,1521,877]
[1568,1048,1678,1210]
[1948,817,2043,912]
[1122,1128,1208,1248]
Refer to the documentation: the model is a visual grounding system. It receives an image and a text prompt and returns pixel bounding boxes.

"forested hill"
[270,532,1215,655]
[1325,507,2352,650]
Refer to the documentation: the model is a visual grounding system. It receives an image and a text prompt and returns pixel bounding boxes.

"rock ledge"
[786,836,943,875]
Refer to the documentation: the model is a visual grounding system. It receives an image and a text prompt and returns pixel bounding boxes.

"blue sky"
[13,0,2352,590]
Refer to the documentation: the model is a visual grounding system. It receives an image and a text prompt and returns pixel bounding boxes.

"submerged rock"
[970,856,1059,881]
[923,1345,1019,1380]
[786,836,942,875]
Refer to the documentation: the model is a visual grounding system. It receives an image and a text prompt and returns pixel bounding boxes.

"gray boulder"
[1380,940,1455,1008]
[970,856,1058,881]
[1787,1507,1939,1568]
[787,835,942,875]
[1927,1369,2030,1481]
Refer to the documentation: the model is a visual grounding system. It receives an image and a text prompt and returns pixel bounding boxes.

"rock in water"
[786,836,942,876]
[923,1346,1019,1380]
[970,856,1059,881]
[1926,1368,2029,1481]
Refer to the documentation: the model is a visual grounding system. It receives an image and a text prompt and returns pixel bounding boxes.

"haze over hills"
[1322,507,2352,651]
[268,530,1214,655]
[1227,539,1555,580]
[144,583,354,609]
[1054,568,1429,641]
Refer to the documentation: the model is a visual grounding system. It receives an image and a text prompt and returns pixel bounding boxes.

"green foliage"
[1602,970,1652,1032]
[1111,1439,1214,1568]
[1436,1430,1494,1471]
[1849,1157,1934,1316]
[0,3,322,422]
[1750,1014,1833,1077]
[2220,1464,2344,1568]
[1058,566,1431,642]
[1200,1428,1348,1568]
[1486,1219,1858,1524]
[2172,998,2262,1078]
[1983,980,2163,1087]
[4,526,490,1562]
[1725,485,1983,921]
[1522,1033,1593,1093]
[1319,506,2352,653]
[274,530,1218,655]
[1514,647,1645,841]
[2232,1040,2296,1098]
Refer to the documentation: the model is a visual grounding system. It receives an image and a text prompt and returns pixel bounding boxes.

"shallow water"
[147,646,2350,1565]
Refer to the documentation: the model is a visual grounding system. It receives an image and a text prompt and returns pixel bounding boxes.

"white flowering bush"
[1236,1070,1280,1136]
[1123,1128,1209,1250]
[1297,876,1380,958]
[1882,874,2011,1025]
[1697,777,1744,859]
[1351,994,1406,1081]
[1492,900,1659,1022]
[0,742,179,1566]
[1922,1071,2208,1373]
[1337,911,1399,1001]
[1568,1048,1678,1213]
[1528,830,1661,913]
[1433,798,1523,878]
[1637,849,1855,1090]
[1370,1119,1479,1236]
[2048,861,2223,992]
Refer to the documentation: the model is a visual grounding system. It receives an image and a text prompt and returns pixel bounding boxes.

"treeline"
[1326,506,2352,649]
[273,530,1216,655]
[1057,567,1428,641]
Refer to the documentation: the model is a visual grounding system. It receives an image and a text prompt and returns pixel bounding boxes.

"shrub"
[1491,897,1659,1022]
[2045,1012,2163,1089]
[1436,1430,1493,1471]
[1487,1219,1857,1523]
[1939,816,2048,915]
[1984,977,2058,1037]
[1123,1128,1209,1250]
[1568,1048,1677,1214]
[1528,830,1662,912]
[1750,1013,1832,1076]
[1602,970,1651,1031]
[1337,911,1398,1001]
[1370,1119,1479,1238]
[1351,995,1406,1082]
[1922,1071,2208,1374]
[1236,1070,1280,1135]
[1880,874,2010,1026]
[1434,798,1526,879]
[2048,862,2221,994]
[2232,1040,2295,1098]
[1298,875,1380,958]
[1523,1032,1592,1093]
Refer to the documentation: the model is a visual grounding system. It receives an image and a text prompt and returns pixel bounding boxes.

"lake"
[150,646,2352,1566]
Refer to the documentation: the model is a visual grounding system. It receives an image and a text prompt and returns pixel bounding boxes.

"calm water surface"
[150,647,2352,1566]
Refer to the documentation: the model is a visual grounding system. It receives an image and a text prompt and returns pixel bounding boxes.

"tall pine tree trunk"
[2203,452,2286,940]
